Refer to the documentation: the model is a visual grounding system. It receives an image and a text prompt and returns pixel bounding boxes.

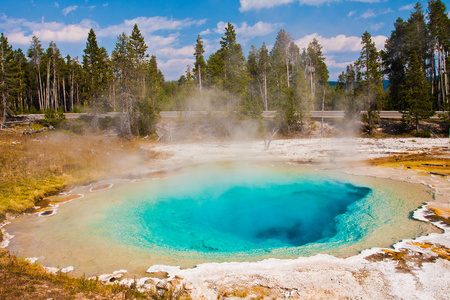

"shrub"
[44,108,65,128]
[415,131,431,138]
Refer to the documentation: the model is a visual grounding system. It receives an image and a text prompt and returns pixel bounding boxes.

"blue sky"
[0,0,447,81]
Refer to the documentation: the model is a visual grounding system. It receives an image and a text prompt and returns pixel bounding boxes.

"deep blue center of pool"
[110,165,371,254]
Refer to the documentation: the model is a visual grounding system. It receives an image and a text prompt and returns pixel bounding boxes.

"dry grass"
[0,131,156,222]
[0,130,194,299]
[0,248,192,299]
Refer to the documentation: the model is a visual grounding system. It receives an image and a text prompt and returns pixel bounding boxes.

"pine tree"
[111,32,133,138]
[128,24,148,63]
[302,38,329,109]
[273,29,293,87]
[11,49,28,113]
[193,35,207,91]
[402,51,435,130]
[82,29,109,105]
[405,3,429,69]
[220,22,247,95]
[258,43,269,110]
[27,36,44,110]
[382,18,408,110]
[0,33,14,121]
[243,45,263,119]
[355,31,383,134]
[206,51,225,86]
[428,0,449,109]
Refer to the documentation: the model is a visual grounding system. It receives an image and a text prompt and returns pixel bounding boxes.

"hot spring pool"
[5,163,437,277]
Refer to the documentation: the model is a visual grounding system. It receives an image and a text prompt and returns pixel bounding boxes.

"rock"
[144,278,157,285]
[183,282,194,290]
[61,266,74,273]
[156,280,168,290]
[43,267,59,274]
[25,257,38,264]
[168,279,182,287]
[119,278,135,287]
[174,274,185,280]
[146,265,181,277]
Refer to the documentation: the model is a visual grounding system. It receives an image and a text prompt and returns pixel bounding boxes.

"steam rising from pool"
[5,163,436,276]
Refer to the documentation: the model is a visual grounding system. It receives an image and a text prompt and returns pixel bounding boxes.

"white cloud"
[295,33,361,52]
[236,21,282,38]
[0,15,97,45]
[62,5,78,16]
[156,45,194,58]
[347,10,357,17]
[199,28,212,35]
[98,16,205,37]
[240,0,292,12]
[146,34,179,48]
[399,4,414,11]
[240,0,381,12]
[372,35,387,50]
[360,9,376,19]
[201,21,281,44]
[295,33,387,53]
[54,2,59,8]
[370,22,384,31]
[325,56,355,68]
[158,58,195,80]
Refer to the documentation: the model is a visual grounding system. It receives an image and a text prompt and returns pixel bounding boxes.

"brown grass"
[0,131,194,299]
[0,248,192,299]
[0,131,156,222]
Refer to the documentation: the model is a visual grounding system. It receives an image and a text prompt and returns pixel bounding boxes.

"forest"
[0,0,449,136]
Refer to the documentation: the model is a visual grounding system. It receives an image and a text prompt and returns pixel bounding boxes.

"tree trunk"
[199,65,202,92]
[1,46,6,122]
[263,71,268,111]
[53,57,57,110]
[62,76,66,112]
[46,60,50,110]
[286,58,290,88]
[442,47,448,104]
[38,68,44,110]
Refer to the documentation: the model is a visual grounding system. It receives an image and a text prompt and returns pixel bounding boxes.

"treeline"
[337,0,449,131]
[166,23,330,134]
[0,0,449,136]
[0,24,164,136]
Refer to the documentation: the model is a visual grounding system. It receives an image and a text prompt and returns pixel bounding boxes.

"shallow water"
[5,163,437,277]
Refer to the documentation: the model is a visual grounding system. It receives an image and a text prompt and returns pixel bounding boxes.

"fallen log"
[22,127,46,135]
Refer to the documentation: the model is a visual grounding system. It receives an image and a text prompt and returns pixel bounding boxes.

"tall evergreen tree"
[244,45,263,118]
[220,22,247,95]
[405,3,429,68]
[402,51,435,130]
[272,29,294,87]
[111,32,133,137]
[355,31,383,134]
[82,29,109,105]
[27,36,44,110]
[427,0,449,109]
[258,43,269,110]
[11,49,28,113]
[382,18,408,110]
[193,35,207,91]
[0,33,14,121]
[303,38,329,109]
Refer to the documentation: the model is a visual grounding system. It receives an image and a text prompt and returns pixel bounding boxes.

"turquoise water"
[5,163,437,276]
[109,165,371,254]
